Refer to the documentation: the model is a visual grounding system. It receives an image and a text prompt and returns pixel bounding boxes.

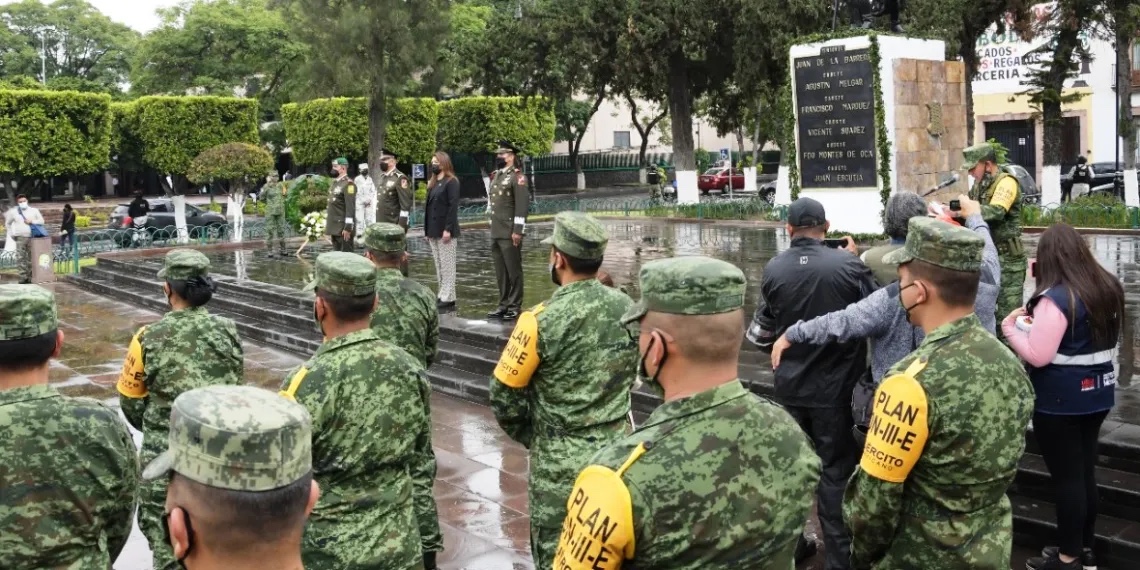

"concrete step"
[1013,453,1140,525]
[1012,493,1140,569]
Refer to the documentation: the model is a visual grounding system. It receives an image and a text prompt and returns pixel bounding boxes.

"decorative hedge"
[132,96,260,190]
[280,97,438,167]
[437,96,556,156]
[0,89,113,180]
[187,142,275,194]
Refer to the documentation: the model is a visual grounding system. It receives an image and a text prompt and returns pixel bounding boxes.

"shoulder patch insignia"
[346,184,356,195]
[401,178,409,188]
[516,173,527,186]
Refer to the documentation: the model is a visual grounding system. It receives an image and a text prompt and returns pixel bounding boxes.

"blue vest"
[1028,287,1116,415]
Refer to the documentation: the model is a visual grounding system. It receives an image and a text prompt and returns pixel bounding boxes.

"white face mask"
[17,202,28,209]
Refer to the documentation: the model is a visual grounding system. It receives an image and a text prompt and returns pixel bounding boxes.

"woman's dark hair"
[429,151,456,187]
[63,204,72,213]
[167,276,217,308]
[1034,223,1124,347]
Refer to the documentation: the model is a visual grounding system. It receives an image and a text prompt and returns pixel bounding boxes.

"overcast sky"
[0,0,181,32]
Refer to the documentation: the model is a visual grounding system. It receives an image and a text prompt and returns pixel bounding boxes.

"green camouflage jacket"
[281,328,430,570]
[969,171,1022,253]
[0,385,139,569]
[553,381,821,569]
[843,314,1033,569]
[370,267,439,369]
[263,180,287,217]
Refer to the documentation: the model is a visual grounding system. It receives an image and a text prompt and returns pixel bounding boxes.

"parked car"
[1001,163,1040,205]
[697,168,746,195]
[108,198,227,245]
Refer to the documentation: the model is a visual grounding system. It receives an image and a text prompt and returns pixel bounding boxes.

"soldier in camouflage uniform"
[377,148,413,230]
[362,223,444,565]
[843,217,1034,569]
[280,252,431,570]
[263,171,289,257]
[963,142,1025,340]
[487,140,530,320]
[0,285,139,569]
[364,223,439,368]
[326,157,357,252]
[491,211,641,568]
[116,248,244,570]
[143,385,318,568]
[552,256,821,569]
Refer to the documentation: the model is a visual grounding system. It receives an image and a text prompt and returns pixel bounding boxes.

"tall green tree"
[131,0,307,122]
[270,0,449,173]
[426,1,494,96]
[1107,0,1139,190]
[907,0,1033,141]
[0,0,138,91]
[1021,0,1104,198]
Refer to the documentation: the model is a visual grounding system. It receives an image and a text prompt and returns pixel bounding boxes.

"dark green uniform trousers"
[331,233,355,252]
[491,238,524,310]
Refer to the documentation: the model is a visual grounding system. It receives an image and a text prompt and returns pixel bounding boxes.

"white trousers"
[428,237,457,302]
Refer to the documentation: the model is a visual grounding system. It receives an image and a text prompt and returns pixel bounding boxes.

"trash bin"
[647,170,660,185]
[28,237,55,284]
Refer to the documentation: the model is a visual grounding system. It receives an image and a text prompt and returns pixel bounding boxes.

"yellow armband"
[554,444,645,569]
[116,328,148,398]
[494,309,541,388]
[860,359,930,483]
[279,367,309,401]
[989,177,1019,212]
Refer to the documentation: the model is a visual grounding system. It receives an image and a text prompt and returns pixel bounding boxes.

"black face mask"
[162,509,193,567]
[636,334,667,397]
[898,281,922,323]
[313,303,325,336]
[495,158,507,170]
[330,169,340,177]
[431,164,441,175]
[381,161,391,172]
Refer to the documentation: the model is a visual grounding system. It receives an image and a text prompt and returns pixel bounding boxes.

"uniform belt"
[996,238,1024,256]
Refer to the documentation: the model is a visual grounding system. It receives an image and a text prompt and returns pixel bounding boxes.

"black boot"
[422,552,438,570]
[486,307,506,320]
[794,534,818,564]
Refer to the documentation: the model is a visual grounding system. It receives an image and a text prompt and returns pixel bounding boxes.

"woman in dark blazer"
[424,151,460,310]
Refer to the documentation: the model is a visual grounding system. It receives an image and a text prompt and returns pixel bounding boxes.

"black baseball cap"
[787,197,827,227]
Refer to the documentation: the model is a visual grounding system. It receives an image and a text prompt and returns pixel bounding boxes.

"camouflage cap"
[540,211,608,260]
[883,217,984,272]
[363,223,406,253]
[303,251,376,296]
[620,256,746,325]
[0,284,58,341]
[157,248,211,281]
[960,142,997,170]
[142,385,312,491]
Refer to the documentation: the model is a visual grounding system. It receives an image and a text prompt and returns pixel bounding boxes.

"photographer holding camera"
[748,197,876,568]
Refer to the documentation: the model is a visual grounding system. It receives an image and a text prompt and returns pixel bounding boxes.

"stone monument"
[776,35,969,234]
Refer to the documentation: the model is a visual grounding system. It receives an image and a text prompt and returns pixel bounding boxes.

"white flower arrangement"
[300,211,326,241]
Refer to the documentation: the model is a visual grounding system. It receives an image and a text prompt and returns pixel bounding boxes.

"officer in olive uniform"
[326,157,357,253]
[963,143,1024,340]
[377,148,413,230]
[487,140,530,320]
[843,217,1033,569]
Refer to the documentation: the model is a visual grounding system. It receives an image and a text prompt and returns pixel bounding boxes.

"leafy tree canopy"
[187,142,274,193]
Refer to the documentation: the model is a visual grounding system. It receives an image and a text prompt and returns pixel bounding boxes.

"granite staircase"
[67,254,1140,569]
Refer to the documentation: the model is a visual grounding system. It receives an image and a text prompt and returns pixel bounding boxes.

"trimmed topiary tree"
[280,97,438,168]
[0,89,113,204]
[437,96,556,187]
[132,95,259,242]
[188,142,274,242]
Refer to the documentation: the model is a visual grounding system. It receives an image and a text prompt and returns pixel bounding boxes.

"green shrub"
[75,215,91,228]
[132,96,260,192]
[0,90,113,186]
[281,97,438,167]
[187,142,274,196]
[415,181,427,203]
[437,96,556,156]
[206,202,223,213]
[286,175,331,230]
[1022,194,1132,229]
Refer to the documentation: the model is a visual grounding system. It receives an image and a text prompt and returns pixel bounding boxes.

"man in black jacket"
[752,197,875,570]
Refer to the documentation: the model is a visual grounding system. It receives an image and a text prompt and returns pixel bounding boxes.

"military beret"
[363,223,406,253]
[157,248,211,281]
[381,148,398,160]
[142,385,312,491]
[0,284,58,341]
[540,211,608,261]
[303,251,376,296]
[960,143,998,170]
[621,256,747,325]
[332,157,349,166]
[883,217,984,272]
